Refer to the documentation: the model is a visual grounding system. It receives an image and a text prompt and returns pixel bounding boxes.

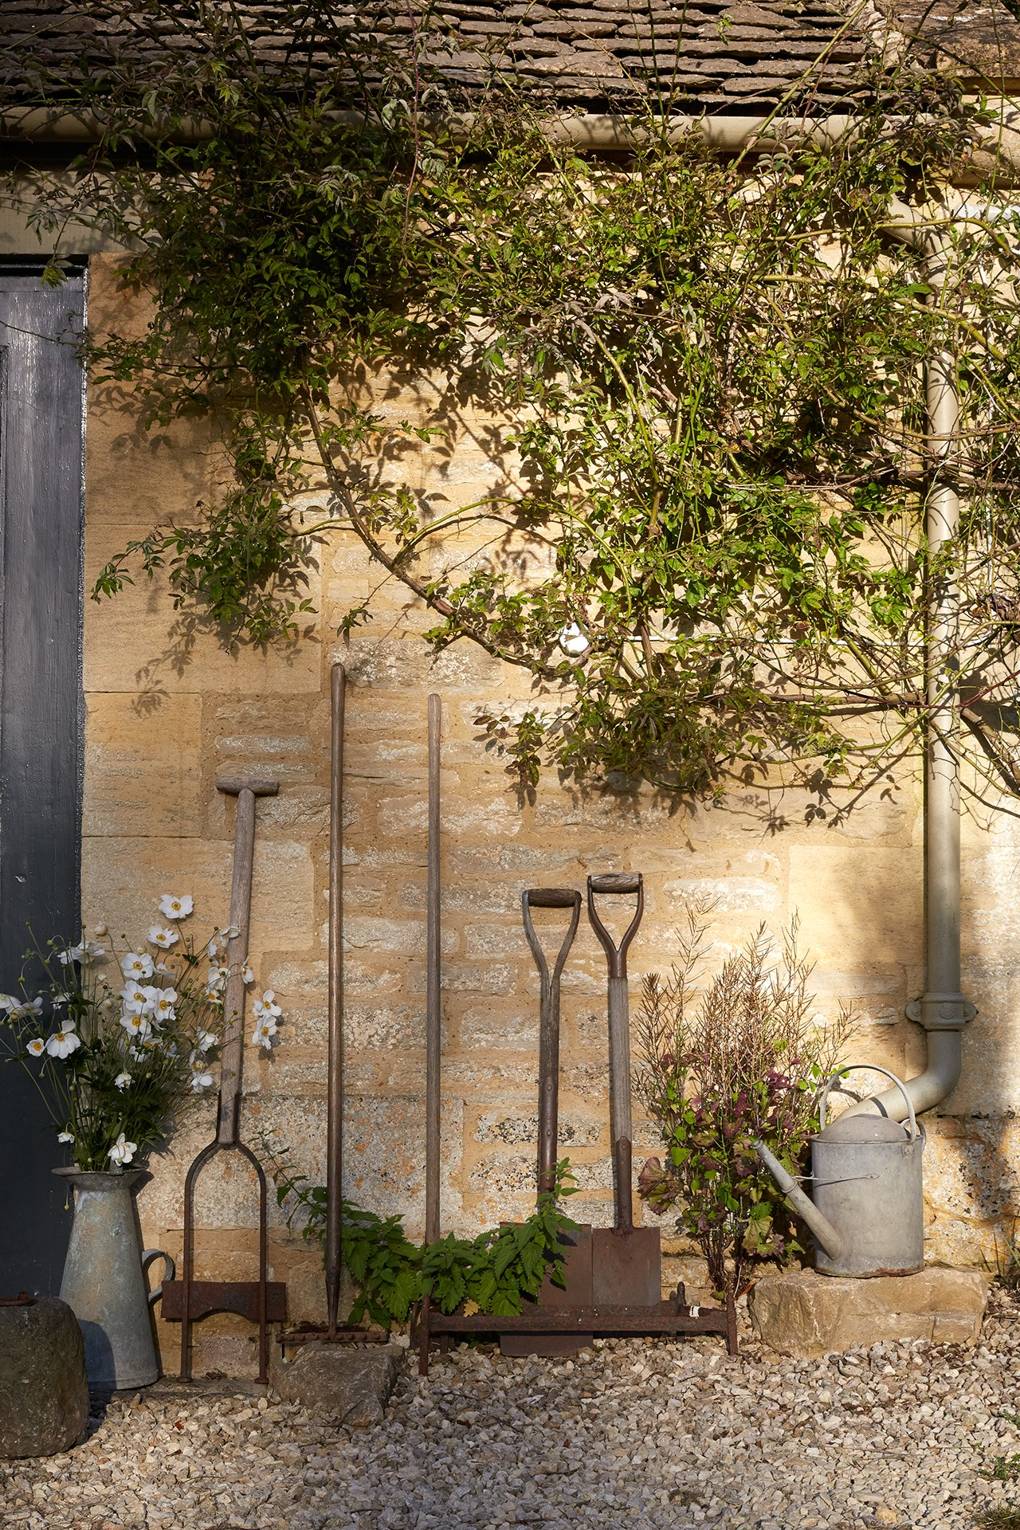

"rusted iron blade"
[281,1322,391,1346]
[430,1300,732,1337]
[591,1224,662,1306]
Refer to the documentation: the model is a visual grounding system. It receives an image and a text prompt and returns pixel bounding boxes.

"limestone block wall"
[79,257,1020,1375]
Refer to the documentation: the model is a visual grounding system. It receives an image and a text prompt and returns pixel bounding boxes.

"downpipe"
[848,223,977,1123]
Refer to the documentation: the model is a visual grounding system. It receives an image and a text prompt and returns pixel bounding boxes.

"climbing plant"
[7,1,1020,805]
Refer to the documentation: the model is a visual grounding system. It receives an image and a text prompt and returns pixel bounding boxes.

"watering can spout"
[753,1140,846,1263]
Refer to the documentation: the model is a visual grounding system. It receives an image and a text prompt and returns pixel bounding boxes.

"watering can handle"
[818,1065,919,1140]
[142,1248,176,1309]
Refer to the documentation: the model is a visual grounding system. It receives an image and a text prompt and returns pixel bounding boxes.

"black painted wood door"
[0,268,85,1295]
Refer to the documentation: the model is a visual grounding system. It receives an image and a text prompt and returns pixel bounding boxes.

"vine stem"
[302,390,560,680]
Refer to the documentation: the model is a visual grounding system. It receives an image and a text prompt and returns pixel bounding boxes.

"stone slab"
[749,1267,990,1357]
[269,1343,402,1425]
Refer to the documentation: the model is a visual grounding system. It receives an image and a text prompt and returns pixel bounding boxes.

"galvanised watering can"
[755,1065,924,1278]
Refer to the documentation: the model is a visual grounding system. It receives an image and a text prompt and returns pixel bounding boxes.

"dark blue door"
[0,267,84,1294]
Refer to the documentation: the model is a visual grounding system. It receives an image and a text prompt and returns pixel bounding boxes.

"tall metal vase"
[54,1169,173,1392]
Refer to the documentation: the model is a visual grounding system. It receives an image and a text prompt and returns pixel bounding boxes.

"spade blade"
[591,1225,661,1308]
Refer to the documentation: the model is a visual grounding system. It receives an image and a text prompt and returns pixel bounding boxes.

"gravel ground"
[5,1297,1020,1530]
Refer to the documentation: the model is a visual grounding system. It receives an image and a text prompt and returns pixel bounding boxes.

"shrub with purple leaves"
[637,905,853,1300]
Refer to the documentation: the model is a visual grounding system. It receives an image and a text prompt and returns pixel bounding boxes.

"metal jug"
[755,1065,924,1278]
[54,1169,173,1391]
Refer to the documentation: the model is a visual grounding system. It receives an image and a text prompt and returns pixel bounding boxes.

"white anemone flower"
[121,951,154,981]
[57,1130,74,1144]
[46,1025,82,1060]
[205,966,228,998]
[251,1014,278,1050]
[108,1132,137,1167]
[158,893,194,921]
[242,963,255,986]
[26,1037,45,1057]
[120,1010,153,1043]
[148,925,179,950]
[120,983,151,1015]
[190,1069,214,1092]
[10,997,45,1021]
[196,1029,217,1054]
[0,994,17,1013]
[254,990,282,1020]
[114,1071,132,1091]
[150,987,178,1022]
[58,940,106,966]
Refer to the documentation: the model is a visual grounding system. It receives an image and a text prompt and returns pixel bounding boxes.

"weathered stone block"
[84,694,203,836]
[749,1267,989,1356]
[0,1298,88,1459]
[84,525,321,694]
[81,835,315,956]
[270,1343,401,1424]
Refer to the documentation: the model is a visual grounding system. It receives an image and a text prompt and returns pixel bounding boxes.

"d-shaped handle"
[521,888,582,985]
[587,872,644,978]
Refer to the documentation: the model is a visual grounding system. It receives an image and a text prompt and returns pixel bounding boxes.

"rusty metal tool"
[162,776,286,1382]
[428,1293,736,1355]
[425,693,442,1246]
[418,693,443,1376]
[501,887,593,1358]
[325,663,346,1336]
[587,872,661,1306]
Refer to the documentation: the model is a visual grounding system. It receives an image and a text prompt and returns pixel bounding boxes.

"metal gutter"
[4,103,1020,178]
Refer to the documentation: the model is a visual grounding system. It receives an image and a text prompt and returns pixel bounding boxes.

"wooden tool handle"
[425,694,442,1246]
[525,887,580,909]
[216,788,257,1145]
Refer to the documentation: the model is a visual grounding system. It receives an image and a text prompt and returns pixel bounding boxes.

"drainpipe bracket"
[905,993,978,1030]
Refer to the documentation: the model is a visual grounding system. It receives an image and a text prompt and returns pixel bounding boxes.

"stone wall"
[80,257,1020,1376]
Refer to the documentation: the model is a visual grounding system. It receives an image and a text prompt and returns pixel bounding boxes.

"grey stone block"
[0,1297,89,1458]
[749,1266,990,1357]
[270,1342,401,1425]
